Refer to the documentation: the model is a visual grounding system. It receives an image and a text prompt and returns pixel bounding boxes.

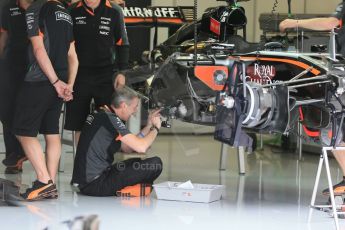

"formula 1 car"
[149,50,345,148]
[126,0,345,149]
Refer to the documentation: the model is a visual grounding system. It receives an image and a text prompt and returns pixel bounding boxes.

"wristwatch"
[150,125,160,133]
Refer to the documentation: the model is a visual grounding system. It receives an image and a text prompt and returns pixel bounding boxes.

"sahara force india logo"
[123,7,179,18]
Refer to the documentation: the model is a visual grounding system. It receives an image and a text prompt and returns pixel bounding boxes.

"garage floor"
[0,129,343,230]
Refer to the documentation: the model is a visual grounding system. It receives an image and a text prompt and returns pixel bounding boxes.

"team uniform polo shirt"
[1,0,29,69]
[332,3,344,21]
[71,109,130,187]
[0,0,10,33]
[332,2,345,56]
[69,0,127,72]
[25,0,74,82]
[0,1,7,24]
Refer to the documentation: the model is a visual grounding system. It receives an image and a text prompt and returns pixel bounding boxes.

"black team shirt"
[69,0,127,80]
[332,2,345,56]
[25,0,74,82]
[1,0,29,71]
[71,108,130,188]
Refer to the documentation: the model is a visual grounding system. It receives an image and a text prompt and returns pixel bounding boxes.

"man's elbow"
[136,145,148,153]
[74,57,79,67]
[123,136,150,153]
[33,47,45,59]
[69,53,78,64]
[326,18,340,30]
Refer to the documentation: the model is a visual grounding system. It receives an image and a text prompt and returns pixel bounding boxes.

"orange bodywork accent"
[240,57,321,75]
[194,66,229,91]
[328,130,333,139]
[299,107,320,137]
[124,18,183,24]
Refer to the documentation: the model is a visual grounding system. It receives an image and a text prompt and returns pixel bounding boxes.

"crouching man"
[71,86,162,197]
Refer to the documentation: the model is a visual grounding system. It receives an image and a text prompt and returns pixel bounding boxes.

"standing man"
[279,2,343,55]
[65,0,129,144]
[72,87,162,197]
[280,2,345,195]
[13,0,78,201]
[0,0,33,174]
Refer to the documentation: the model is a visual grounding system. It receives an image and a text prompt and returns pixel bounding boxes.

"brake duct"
[215,80,290,149]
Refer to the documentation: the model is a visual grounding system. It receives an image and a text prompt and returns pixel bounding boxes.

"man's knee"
[148,156,163,175]
[150,156,162,166]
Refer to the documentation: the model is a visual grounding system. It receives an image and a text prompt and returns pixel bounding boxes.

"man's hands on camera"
[151,116,161,130]
[148,109,161,131]
[147,109,161,127]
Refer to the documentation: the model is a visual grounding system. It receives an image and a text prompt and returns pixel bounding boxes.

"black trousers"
[0,59,25,159]
[64,68,114,131]
[81,157,163,196]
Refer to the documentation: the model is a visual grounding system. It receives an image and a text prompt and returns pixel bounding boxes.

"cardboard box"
[153,181,225,203]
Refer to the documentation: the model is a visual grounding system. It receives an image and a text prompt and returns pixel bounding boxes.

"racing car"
[126,0,345,149]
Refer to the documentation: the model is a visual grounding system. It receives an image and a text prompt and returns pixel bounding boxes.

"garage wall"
[152,0,340,43]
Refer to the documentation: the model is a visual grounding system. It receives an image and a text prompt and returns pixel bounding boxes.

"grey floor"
[0,126,343,230]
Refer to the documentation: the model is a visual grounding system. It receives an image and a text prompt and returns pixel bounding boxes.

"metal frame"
[237,147,246,174]
[219,143,228,171]
[309,146,345,230]
[219,144,246,174]
[297,121,303,160]
[58,103,67,172]
[58,104,77,172]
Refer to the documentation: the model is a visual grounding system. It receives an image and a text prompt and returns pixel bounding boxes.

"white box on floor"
[153,181,225,203]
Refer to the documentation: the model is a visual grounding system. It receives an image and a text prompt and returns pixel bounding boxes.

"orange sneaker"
[116,184,152,197]
[21,180,57,201]
[3,154,27,174]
